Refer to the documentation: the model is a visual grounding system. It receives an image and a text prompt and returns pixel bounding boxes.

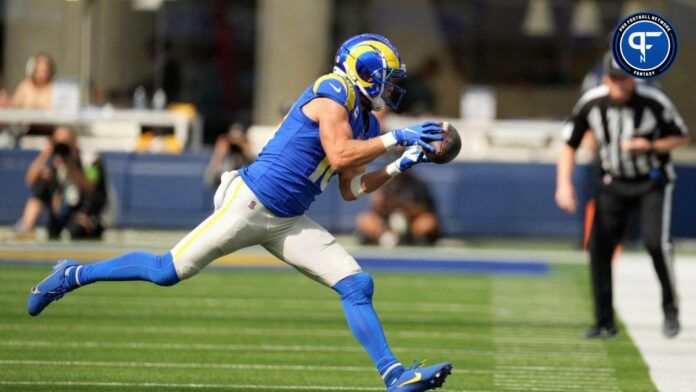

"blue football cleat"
[387,360,452,391]
[27,259,79,316]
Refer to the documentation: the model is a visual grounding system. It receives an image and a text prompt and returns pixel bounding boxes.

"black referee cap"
[603,52,626,77]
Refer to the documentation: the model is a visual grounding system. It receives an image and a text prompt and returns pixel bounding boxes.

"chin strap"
[371,96,386,112]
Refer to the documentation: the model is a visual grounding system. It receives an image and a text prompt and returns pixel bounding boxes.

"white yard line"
[0,359,374,372]
[0,380,385,391]
[0,359,607,377]
[491,280,621,392]
[0,294,489,314]
[615,254,696,392]
[0,339,609,360]
[0,323,615,345]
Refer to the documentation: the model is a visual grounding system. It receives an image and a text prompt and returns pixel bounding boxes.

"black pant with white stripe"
[588,177,678,327]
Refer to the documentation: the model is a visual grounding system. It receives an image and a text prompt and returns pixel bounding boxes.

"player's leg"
[261,216,400,378]
[169,175,265,280]
[639,182,680,336]
[261,215,451,390]
[27,173,262,315]
[586,188,630,337]
[73,175,248,285]
[28,251,181,317]
[81,174,262,284]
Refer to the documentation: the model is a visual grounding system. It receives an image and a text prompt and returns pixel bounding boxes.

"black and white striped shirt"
[563,84,688,180]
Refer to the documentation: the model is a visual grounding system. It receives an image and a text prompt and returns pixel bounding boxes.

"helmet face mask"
[371,67,406,110]
[334,34,407,111]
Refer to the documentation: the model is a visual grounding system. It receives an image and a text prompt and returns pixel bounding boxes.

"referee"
[555,54,690,339]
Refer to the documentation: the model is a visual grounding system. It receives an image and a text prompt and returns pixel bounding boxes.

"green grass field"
[0,263,656,391]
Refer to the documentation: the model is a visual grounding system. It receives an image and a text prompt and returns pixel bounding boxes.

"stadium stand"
[3,149,695,238]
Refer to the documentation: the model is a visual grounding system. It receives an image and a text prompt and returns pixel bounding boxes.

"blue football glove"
[394,146,430,173]
[385,121,444,152]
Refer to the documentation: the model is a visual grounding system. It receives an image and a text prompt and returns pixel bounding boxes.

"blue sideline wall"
[1,150,694,238]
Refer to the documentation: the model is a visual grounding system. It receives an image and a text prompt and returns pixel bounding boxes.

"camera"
[52,142,71,158]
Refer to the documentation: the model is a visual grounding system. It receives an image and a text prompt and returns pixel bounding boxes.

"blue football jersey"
[240,73,381,217]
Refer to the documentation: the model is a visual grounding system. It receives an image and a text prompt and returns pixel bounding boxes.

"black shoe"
[663,313,681,338]
[583,324,619,339]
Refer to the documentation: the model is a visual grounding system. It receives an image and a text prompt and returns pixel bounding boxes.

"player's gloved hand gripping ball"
[381,121,444,152]
[424,122,461,164]
[395,146,430,172]
[384,121,461,177]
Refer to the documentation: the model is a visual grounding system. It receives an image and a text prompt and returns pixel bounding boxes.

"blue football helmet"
[334,33,407,111]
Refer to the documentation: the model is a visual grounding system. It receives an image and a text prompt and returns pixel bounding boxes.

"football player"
[28,34,452,391]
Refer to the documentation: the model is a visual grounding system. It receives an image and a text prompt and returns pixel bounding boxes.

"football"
[425,121,462,164]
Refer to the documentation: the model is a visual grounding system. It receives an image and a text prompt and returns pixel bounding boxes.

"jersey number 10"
[309,157,335,191]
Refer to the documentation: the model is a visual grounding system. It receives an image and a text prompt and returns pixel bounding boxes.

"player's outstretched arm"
[308,98,390,172]
[306,98,443,172]
[339,146,428,201]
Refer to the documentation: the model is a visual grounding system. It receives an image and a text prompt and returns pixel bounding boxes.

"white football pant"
[170,171,362,286]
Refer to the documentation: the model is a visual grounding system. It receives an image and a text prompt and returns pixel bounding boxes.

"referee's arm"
[652,93,690,152]
[623,87,690,154]
[556,103,590,214]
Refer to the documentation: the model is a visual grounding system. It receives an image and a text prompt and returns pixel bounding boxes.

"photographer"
[13,126,108,240]
[204,123,256,189]
[356,171,439,247]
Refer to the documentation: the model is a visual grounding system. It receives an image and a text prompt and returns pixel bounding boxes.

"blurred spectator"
[356,172,439,247]
[12,126,108,240]
[0,53,55,109]
[204,123,255,188]
[398,56,440,116]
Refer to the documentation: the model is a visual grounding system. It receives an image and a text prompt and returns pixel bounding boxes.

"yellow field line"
[0,250,284,267]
